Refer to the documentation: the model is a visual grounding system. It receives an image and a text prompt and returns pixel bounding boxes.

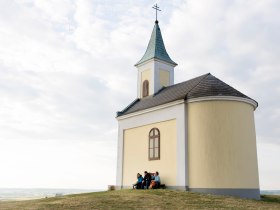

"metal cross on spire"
[152,4,161,22]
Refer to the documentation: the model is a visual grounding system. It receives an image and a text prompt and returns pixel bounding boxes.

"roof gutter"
[116,99,185,120]
[187,96,258,110]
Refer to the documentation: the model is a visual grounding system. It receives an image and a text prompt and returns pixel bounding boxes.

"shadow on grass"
[261,195,280,203]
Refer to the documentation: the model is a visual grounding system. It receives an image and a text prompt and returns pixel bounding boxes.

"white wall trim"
[184,103,189,187]
[136,58,177,68]
[187,96,258,110]
[176,104,188,187]
[116,126,124,187]
[116,100,184,120]
[136,63,154,98]
[154,60,175,93]
[116,102,187,188]
[136,59,176,98]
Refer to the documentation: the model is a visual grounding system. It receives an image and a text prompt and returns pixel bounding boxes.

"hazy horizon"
[0,0,279,190]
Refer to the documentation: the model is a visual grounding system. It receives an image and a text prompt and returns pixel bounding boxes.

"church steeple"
[135,21,177,67]
[135,20,177,98]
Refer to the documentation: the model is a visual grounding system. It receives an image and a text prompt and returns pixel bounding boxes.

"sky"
[0,0,279,190]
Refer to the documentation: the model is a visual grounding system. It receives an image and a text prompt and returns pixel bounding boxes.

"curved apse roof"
[117,73,257,117]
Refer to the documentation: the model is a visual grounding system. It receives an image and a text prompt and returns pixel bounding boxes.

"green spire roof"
[135,21,177,66]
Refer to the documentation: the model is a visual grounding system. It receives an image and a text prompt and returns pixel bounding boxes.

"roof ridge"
[153,24,157,56]
[162,73,210,90]
[208,75,257,102]
[185,73,210,99]
[153,86,166,96]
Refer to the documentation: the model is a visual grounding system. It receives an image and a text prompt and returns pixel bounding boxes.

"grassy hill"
[0,189,280,210]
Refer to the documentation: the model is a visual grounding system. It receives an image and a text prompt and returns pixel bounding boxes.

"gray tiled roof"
[117,73,257,117]
[135,21,177,66]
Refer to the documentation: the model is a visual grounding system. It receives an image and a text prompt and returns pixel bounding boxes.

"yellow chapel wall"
[159,69,170,87]
[187,100,259,189]
[122,119,177,187]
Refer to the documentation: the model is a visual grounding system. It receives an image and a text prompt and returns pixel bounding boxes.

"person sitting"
[141,171,151,189]
[153,171,161,188]
[133,173,143,189]
[149,171,161,189]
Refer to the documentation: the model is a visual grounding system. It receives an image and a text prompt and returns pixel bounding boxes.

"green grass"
[0,190,280,210]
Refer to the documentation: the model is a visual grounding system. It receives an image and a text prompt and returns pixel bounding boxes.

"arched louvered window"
[149,128,160,160]
[142,80,149,97]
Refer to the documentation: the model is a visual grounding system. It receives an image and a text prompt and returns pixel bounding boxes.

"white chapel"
[116,18,260,199]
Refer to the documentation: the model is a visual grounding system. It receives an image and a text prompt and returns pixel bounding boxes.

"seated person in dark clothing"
[141,171,152,189]
[133,173,143,189]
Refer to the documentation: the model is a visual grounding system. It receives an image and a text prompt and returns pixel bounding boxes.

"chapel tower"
[135,20,177,98]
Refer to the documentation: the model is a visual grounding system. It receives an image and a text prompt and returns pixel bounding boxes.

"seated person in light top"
[133,173,143,189]
[151,171,161,189]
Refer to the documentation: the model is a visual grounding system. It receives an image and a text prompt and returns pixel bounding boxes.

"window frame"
[148,128,160,160]
[142,80,149,97]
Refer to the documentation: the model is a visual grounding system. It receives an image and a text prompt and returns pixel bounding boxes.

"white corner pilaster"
[184,103,189,187]
[116,100,187,189]
[176,103,188,188]
[116,125,124,187]
[136,59,176,98]
[137,70,141,98]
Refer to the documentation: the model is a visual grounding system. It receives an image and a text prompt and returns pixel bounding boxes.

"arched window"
[142,80,149,97]
[149,128,160,160]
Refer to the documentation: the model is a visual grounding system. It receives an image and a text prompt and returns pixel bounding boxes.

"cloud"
[0,138,116,188]
[0,0,279,190]
[165,0,280,146]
